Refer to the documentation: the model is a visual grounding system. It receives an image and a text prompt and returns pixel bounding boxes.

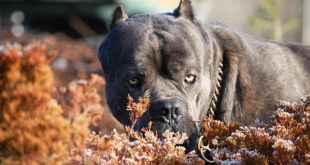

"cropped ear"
[110,6,128,29]
[173,0,195,20]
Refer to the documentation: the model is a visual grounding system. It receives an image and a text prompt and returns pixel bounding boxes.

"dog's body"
[209,23,310,124]
[98,0,310,150]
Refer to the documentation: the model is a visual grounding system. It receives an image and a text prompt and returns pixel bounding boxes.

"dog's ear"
[110,6,128,29]
[173,0,194,20]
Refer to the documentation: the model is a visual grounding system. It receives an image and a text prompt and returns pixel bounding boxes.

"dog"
[98,0,310,151]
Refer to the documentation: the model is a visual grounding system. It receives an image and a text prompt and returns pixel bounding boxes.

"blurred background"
[0,0,309,134]
[1,0,309,42]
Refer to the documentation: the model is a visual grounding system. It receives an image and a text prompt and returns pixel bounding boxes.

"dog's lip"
[152,115,184,124]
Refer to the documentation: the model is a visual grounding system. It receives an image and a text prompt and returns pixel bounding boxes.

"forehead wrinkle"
[147,32,162,72]
[151,29,202,79]
[164,33,199,69]
[176,23,205,61]
[155,19,203,57]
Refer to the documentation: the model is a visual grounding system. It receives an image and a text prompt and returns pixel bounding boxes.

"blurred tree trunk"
[302,0,310,44]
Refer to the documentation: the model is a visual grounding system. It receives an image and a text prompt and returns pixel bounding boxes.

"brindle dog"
[98,0,310,151]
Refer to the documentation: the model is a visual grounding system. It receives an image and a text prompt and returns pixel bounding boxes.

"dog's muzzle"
[150,99,185,123]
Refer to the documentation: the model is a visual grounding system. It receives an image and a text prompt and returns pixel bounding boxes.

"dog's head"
[98,0,217,151]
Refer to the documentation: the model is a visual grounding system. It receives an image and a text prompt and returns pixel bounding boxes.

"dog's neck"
[193,21,225,118]
[196,26,226,163]
[207,58,223,116]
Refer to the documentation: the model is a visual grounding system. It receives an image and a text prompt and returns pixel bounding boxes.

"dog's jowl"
[98,0,310,151]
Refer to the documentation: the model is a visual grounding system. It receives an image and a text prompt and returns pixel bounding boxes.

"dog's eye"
[184,74,196,84]
[128,78,139,86]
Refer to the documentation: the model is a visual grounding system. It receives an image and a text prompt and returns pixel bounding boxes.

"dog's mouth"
[134,113,200,152]
[153,120,199,152]
[129,99,200,151]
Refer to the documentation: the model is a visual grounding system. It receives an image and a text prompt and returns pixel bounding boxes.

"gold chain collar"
[207,58,223,116]
[198,58,224,163]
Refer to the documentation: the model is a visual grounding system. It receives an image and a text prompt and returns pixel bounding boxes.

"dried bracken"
[201,97,310,164]
[70,95,204,165]
[127,95,150,127]
[0,42,69,164]
[0,42,105,164]
[76,110,204,165]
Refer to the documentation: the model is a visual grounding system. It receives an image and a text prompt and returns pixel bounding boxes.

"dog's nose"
[151,100,185,123]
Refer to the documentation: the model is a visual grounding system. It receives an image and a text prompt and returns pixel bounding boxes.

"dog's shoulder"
[205,22,251,55]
